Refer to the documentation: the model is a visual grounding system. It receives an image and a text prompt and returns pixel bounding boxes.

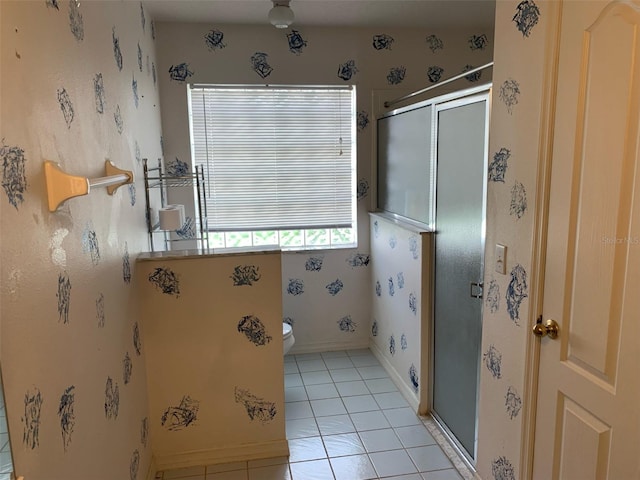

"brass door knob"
[533,318,559,339]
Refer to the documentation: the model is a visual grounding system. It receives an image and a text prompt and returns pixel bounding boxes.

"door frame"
[520,1,566,478]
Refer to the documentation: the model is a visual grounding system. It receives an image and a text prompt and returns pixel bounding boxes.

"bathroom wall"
[136,251,286,470]
[476,1,547,478]
[369,214,432,413]
[0,2,162,479]
[155,21,494,353]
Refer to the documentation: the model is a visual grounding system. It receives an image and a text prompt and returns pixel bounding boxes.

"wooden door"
[533,1,640,478]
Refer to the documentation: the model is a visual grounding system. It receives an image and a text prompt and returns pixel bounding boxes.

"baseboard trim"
[289,339,370,355]
[154,439,290,472]
[370,343,420,413]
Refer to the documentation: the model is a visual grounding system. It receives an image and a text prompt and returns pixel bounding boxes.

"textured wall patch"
[337,60,358,81]
[58,385,75,451]
[409,364,419,392]
[371,319,378,336]
[389,235,397,249]
[506,264,528,324]
[372,33,394,50]
[505,386,522,420]
[425,34,444,52]
[408,236,419,259]
[375,280,381,297]
[137,43,143,71]
[96,293,105,327]
[231,265,261,286]
[57,272,71,324]
[463,64,482,82]
[128,183,136,206]
[409,293,417,315]
[483,345,502,379]
[492,456,516,480]
[114,104,123,134]
[1,142,27,209]
[175,216,195,239]
[326,279,344,296]
[388,277,395,296]
[82,224,100,266]
[112,27,122,70]
[488,147,511,182]
[513,0,540,37]
[140,417,149,447]
[499,79,521,114]
[510,181,527,219]
[347,253,370,267]
[161,395,199,430]
[169,63,194,82]
[166,157,189,176]
[400,333,407,351]
[23,387,43,449]
[357,178,369,200]
[123,352,133,384]
[486,279,500,313]
[123,243,131,284]
[130,449,140,480]
[397,272,404,289]
[104,376,120,420]
[357,111,370,131]
[148,267,180,297]
[132,76,139,108]
[337,315,357,332]
[68,0,84,41]
[205,29,226,51]
[427,65,444,83]
[287,30,307,54]
[133,322,142,355]
[468,34,489,50]
[305,256,324,272]
[250,53,273,78]
[57,88,74,128]
[287,278,304,295]
[237,315,272,346]
[235,387,277,423]
[387,66,406,85]
[94,73,105,113]
[389,335,396,355]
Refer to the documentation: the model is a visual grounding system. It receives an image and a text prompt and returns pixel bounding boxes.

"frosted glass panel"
[432,99,487,459]
[377,105,433,226]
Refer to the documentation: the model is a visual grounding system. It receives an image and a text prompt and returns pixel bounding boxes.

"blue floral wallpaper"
[477,1,544,478]
[1,1,161,478]
[155,22,493,353]
[370,215,429,407]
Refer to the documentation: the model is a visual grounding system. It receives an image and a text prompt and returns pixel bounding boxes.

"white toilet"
[283,323,295,355]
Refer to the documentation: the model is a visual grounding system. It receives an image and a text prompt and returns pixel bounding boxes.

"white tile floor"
[159,349,464,480]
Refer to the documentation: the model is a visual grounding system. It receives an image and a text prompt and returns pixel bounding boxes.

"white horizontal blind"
[188,85,355,231]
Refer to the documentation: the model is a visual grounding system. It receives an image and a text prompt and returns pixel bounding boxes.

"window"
[187,85,357,250]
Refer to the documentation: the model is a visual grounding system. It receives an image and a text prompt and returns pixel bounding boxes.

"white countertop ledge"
[136,246,281,262]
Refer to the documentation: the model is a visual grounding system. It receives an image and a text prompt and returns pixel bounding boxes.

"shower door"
[431,92,489,461]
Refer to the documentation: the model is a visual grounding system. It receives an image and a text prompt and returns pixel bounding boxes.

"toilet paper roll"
[167,204,186,223]
[159,206,184,231]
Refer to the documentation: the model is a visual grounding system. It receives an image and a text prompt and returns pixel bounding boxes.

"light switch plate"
[495,244,506,274]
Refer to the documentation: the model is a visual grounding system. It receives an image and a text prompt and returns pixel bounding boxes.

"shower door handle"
[470,282,483,299]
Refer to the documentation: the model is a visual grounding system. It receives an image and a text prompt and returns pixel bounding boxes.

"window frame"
[186,83,358,251]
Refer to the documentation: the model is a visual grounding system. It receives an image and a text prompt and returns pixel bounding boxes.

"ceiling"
[143,0,496,29]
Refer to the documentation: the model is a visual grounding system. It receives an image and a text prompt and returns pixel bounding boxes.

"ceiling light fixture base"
[268,0,294,29]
